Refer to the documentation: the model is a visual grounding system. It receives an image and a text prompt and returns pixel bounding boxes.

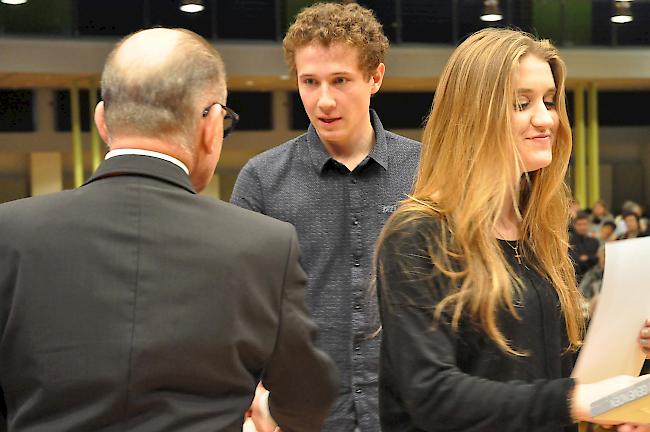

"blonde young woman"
[376,28,648,432]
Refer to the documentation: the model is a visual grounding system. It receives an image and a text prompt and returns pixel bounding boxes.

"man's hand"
[243,417,258,432]
[249,384,280,432]
[617,424,650,432]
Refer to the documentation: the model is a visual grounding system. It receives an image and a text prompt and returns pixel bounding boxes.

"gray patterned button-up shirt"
[230,110,420,432]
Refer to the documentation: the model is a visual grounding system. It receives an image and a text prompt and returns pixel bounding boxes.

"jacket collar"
[83,153,196,194]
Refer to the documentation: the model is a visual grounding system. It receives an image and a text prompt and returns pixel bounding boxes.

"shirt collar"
[105,148,190,175]
[307,109,389,174]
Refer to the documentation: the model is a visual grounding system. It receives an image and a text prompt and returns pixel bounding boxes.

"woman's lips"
[527,134,551,144]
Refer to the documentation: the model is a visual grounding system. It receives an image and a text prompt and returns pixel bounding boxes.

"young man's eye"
[303,78,316,86]
[334,77,347,84]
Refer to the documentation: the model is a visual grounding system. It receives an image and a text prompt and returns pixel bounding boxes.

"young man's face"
[295,42,383,148]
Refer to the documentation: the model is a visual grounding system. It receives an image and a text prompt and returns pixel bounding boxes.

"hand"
[617,424,650,432]
[249,383,281,432]
[639,319,650,358]
[243,417,258,432]
[572,375,645,425]
[580,255,589,262]
[593,425,650,431]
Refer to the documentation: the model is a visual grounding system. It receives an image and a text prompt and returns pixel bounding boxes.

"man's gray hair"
[101,28,226,150]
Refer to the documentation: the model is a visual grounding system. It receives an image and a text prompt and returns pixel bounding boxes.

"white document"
[572,236,650,384]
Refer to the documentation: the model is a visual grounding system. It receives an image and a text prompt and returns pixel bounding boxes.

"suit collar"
[84,154,196,194]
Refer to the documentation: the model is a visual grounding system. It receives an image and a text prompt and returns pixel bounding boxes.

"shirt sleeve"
[376,216,575,432]
[230,160,265,214]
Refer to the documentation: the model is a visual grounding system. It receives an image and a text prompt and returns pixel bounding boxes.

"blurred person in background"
[578,245,605,316]
[588,199,613,237]
[597,220,617,243]
[589,199,613,225]
[618,211,649,240]
[570,211,600,283]
[614,200,643,238]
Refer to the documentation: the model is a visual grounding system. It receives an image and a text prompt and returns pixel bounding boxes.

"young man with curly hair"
[232,4,420,431]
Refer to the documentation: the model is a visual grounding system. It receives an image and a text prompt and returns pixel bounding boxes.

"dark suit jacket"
[568,232,600,282]
[0,154,338,432]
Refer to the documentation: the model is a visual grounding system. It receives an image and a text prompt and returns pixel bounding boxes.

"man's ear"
[369,63,386,95]
[200,104,223,155]
[94,101,110,144]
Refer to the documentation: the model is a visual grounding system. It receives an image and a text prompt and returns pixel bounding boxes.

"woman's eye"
[514,101,529,111]
[544,100,557,109]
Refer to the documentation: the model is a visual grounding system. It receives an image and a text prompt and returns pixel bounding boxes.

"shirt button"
[353,260,360,267]
[354,304,361,310]
[355,388,362,394]
[355,345,360,351]
[351,178,357,184]
[352,219,359,226]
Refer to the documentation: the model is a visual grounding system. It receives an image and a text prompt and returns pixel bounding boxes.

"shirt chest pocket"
[378,203,398,226]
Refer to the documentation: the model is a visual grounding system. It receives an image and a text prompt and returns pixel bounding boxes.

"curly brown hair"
[283,2,389,77]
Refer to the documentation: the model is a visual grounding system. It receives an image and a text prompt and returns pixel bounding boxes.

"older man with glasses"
[0,27,337,432]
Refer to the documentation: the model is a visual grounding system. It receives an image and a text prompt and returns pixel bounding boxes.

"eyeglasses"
[202,102,240,139]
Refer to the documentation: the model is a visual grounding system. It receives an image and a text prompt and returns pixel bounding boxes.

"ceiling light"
[179,0,204,13]
[611,1,633,23]
[480,0,503,22]
[1,0,28,4]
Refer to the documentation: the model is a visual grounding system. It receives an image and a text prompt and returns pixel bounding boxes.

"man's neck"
[108,136,193,173]
[321,120,375,171]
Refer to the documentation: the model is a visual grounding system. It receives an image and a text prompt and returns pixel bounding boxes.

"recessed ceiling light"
[179,0,204,13]
[1,0,28,5]
[611,1,633,23]
[480,0,502,22]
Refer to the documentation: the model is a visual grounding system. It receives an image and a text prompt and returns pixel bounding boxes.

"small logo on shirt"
[382,204,397,214]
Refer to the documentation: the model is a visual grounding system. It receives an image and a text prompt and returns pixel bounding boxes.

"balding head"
[101,28,226,150]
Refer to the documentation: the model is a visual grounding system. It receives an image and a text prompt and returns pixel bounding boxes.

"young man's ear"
[369,63,386,95]
[94,101,110,144]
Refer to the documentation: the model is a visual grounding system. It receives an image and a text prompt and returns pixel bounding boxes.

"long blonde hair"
[380,28,583,354]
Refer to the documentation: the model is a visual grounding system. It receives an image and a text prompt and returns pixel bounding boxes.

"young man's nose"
[317,85,336,111]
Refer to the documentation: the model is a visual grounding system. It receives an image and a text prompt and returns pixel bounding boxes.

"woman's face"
[510,54,559,174]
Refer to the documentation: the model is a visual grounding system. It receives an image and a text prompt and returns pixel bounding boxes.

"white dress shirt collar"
[105,148,189,175]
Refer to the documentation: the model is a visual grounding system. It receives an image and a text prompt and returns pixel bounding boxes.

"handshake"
[243,385,280,432]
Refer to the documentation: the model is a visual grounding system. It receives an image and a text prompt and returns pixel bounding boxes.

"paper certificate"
[572,236,650,384]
